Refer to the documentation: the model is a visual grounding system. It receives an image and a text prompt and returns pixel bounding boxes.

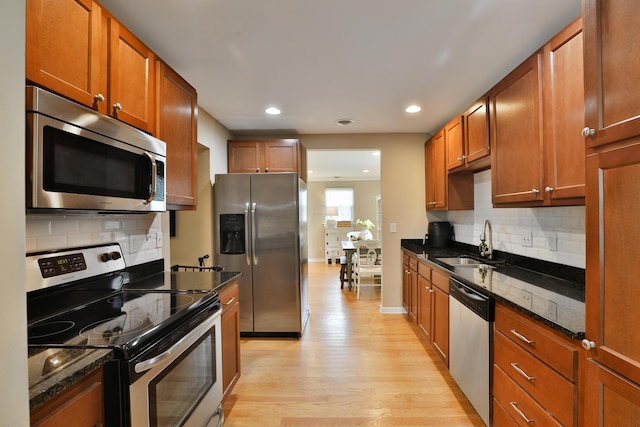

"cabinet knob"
[94,93,105,103]
[544,186,554,192]
[265,168,269,172]
[581,127,596,138]
[531,188,540,194]
[113,102,123,111]
[256,168,260,173]
[581,339,596,350]
[457,156,463,161]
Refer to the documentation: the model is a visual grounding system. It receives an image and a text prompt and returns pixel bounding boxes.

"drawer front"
[417,261,431,280]
[408,256,417,271]
[431,269,449,293]
[494,365,563,427]
[495,330,576,426]
[493,398,519,427]
[495,304,578,381]
[219,282,239,315]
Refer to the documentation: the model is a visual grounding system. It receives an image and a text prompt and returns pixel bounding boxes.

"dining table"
[341,240,356,288]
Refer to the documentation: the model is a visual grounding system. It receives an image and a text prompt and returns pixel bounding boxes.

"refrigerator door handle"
[251,202,258,265]
[244,203,251,266]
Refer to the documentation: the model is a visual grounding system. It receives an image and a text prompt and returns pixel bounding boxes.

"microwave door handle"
[143,152,157,204]
[251,202,258,265]
[244,203,251,266]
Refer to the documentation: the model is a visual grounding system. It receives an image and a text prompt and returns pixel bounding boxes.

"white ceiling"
[99,0,581,178]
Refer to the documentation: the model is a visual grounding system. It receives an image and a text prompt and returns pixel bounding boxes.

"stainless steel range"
[26,243,224,427]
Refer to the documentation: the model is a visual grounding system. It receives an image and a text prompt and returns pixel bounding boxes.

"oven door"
[129,309,223,427]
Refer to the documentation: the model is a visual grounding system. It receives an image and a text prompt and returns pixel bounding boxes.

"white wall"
[1,1,29,425]
[446,169,586,268]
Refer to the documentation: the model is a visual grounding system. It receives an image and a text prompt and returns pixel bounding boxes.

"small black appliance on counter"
[427,221,452,248]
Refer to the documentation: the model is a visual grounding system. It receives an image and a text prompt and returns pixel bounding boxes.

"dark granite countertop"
[28,269,242,409]
[401,239,585,341]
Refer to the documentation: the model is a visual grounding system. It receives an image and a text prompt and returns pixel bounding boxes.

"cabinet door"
[585,143,640,387]
[445,115,465,170]
[431,284,449,367]
[464,98,490,165]
[107,16,155,133]
[583,359,640,427]
[409,266,418,323]
[402,264,410,314]
[30,368,103,426]
[583,0,640,148]
[228,141,262,173]
[424,139,435,210]
[490,52,544,205]
[26,0,108,114]
[220,284,241,402]
[426,130,447,210]
[417,274,432,340]
[263,140,299,173]
[543,18,586,203]
[157,61,198,209]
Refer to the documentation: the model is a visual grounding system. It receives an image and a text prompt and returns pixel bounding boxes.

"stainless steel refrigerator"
[214,173,309,337]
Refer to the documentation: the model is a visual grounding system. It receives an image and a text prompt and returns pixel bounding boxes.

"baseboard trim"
[379,305,407,314]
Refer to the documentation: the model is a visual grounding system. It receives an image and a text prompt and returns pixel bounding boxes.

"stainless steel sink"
[436,257,495,268]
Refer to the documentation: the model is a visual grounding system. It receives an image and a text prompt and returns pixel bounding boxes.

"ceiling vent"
[335,119,354,126]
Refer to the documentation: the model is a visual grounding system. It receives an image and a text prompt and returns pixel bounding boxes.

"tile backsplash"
[443,170,586,268]
[26,213,163,266]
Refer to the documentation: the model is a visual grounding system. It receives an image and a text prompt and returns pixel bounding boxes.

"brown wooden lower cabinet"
[220,281,241,403]
[583,359,640,427]
[30,367,103,427]
[493,303,579,426]
[416,260,449,367]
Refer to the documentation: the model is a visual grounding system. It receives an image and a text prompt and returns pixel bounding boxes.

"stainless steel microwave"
[26,86,166,213]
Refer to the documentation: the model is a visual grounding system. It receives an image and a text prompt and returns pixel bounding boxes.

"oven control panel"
[38,253,87,278]
[26,244,126,292]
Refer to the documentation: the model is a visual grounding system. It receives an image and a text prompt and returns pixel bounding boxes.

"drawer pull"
[224,297,236,306]
[510,401,534,425]
[511,329,535,346]
[511,363,535,382]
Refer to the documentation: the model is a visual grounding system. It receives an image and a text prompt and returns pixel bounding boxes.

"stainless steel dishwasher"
[449,277,494,426]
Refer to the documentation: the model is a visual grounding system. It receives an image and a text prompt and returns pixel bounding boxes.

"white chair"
[352,240,382,299]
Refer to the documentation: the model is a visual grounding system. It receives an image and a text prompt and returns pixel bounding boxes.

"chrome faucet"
[479,220,493,259]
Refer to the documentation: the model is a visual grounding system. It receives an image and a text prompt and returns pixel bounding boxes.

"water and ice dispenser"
[220,214,245,254]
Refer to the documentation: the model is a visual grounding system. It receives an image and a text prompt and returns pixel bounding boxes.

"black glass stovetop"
[27,263,221,360]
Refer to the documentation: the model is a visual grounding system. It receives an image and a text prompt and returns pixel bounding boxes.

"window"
[325,188,353,222]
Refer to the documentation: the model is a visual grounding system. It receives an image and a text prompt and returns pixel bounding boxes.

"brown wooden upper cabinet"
[156,61,198,210]
[490,17,584,207]
[425,132,447,210]
[26,0,156,134]
[425,130,474,212]
[583,0,640,149]
[228,139,307,181]
[447,99,491,173]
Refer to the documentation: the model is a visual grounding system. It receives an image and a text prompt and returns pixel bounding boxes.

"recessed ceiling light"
[265,106,281,115]
[405,105,422,114]
[335,119,354,126]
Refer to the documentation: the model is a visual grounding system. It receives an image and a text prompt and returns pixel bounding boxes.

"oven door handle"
[205,406,224,427]
[134,310,220,374]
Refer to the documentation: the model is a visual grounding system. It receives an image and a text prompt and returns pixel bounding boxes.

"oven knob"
[110,251,122,261]
[100,253,111,262]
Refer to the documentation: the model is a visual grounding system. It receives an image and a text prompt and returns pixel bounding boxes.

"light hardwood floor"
[222,262,485,426]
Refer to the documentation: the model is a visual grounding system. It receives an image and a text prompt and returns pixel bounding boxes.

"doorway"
[306,149,381,263]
